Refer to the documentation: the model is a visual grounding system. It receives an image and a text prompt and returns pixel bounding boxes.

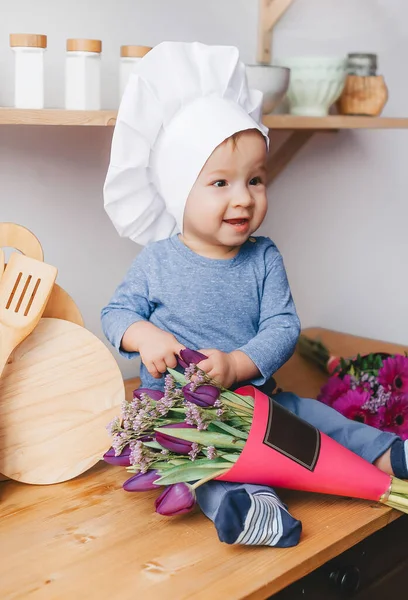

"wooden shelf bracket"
[266,130,315,184]
[257,0,294,63]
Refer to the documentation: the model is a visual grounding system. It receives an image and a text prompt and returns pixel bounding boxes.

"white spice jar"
[10,34,47,109]
[119,45,151,100]
[65,39,102,110]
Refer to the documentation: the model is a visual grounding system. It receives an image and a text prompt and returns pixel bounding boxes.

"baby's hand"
[132,324,185,379]
[196,349,238,389]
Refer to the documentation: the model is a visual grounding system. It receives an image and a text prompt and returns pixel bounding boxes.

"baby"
[102,42,407,546]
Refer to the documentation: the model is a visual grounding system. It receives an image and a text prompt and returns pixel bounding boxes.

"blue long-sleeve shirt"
[101,234,301,390]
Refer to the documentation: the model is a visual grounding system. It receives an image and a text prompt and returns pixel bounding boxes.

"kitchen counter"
[1,328,406,600]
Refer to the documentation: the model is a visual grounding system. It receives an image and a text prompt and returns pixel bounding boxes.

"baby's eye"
[213,180,228,188]
[249,176,263,186]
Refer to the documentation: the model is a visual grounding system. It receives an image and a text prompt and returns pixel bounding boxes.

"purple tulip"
[138,435,154,442]
[133,388,164,401]
[183,383,220,407]
[155,483,196,516]
[123,469,159,492]
[178,348,208,369]
[155,423,196,455]
[103,445,131,467]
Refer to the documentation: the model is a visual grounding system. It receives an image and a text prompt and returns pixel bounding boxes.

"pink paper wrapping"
[216,386,391,502]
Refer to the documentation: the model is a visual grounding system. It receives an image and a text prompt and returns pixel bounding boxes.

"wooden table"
[1,328,407,600]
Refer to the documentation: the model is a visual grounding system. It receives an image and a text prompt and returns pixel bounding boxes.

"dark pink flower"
[356,380,373,394]
[378,396,408,439]
[378,356,408,395]
[332,390,381,427]
[317,374,353,406]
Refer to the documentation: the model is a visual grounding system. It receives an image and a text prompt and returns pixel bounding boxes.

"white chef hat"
[104,41,269,246]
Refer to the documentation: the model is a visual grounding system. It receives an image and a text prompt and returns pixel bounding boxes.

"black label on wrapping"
[263,396,321,471]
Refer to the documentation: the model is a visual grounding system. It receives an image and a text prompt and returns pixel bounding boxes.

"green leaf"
[167,368,188,386]
[142,441,163,450]
[154,427,246,449]
[220,453,240,463]
[155,461,231,485]
[167,407,186,414]
[150,460,177,469]
[210,420,249,440]
[220,389,254,409]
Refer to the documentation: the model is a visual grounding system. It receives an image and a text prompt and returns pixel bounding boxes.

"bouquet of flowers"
[104,348,408,517]
[297,334,408,439]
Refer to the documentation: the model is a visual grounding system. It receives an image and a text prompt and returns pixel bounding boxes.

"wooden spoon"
[0,222,84,327]
[0,318,124,484]
[0,253,57,377]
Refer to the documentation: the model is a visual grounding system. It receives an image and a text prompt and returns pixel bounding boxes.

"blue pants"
[274,392,396,463]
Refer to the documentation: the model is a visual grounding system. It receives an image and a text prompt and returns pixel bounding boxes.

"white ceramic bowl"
[274,56,348,116]
[245,65,290,114]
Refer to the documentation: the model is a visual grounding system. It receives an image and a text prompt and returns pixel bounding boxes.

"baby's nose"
[233,188,253,206]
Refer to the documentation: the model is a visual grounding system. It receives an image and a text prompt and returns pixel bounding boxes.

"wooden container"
[337,75,388,117]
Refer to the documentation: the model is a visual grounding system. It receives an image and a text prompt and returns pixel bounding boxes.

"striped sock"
[196,481,302,547]
[234,491,300,546]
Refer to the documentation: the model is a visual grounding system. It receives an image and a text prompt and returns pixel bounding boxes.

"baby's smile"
[223,217,250,234]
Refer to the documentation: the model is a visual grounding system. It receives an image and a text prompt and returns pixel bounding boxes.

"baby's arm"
[235,246,301,385]
[199,242,300,388]
[101,252,184,378]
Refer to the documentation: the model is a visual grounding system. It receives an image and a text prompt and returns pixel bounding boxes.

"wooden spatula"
[0,252,57,376]
[0,222,84,327]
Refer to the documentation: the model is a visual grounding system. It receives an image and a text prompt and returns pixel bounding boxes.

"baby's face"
[182,129,267,257]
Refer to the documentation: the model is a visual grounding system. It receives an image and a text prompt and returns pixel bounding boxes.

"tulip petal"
[183,383,220,407]
[103,445,131,467]
[178,349,208,369]
[133,388,164,401]
[155,483,196,516]
[123,470,159,492]
[155,422,196,455]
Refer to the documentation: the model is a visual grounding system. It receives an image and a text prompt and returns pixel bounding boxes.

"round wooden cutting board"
[0,318,124,484]
[42,282,84,326]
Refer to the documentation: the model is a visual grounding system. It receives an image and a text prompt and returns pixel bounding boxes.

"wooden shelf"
[2,108,408,130]
[264,115,408,130]
[0,108,117,126]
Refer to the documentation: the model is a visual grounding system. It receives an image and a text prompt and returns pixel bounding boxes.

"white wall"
[263,0,408,347]
[1,0,407,380]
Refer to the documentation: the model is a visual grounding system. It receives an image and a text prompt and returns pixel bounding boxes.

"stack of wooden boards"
[0,223,124,485]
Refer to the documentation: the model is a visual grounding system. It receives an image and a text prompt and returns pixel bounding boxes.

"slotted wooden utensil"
[0,252,57,377]
[0,317,124,484]
[0,222,84,327]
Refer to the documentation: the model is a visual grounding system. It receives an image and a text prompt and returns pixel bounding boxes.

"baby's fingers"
[164,352,178,369]
[195,356,214,373]
[145,361,161,379]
